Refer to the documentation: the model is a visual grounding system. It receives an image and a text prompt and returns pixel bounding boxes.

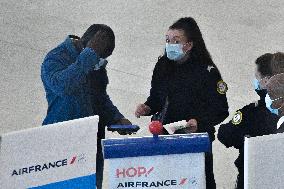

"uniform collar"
[277,116,284,129]
[64,35,81,60]
[171,56,196,69]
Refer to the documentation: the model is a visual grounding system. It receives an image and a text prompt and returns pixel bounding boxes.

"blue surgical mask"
[94,58,108,70]
[265,94,279,116]
[253,78,261,90]
[165,43,185,61]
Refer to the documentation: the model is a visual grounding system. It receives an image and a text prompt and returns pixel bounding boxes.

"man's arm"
[41,48,100,96]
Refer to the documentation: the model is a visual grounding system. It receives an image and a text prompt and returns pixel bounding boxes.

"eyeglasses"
[259,73,284,89]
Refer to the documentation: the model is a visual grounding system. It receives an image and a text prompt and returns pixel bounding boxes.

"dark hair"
[169,17,218,69]
[255,53,273,77]
[81,24,115,56]
[270,52,284,75]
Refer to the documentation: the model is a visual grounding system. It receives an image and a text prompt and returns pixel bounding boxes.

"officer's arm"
[217,110,248,149]
[41,48,100,96]
[196,68,229,130]
[144,58,168,115]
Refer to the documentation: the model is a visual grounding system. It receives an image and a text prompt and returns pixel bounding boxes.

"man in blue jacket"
[41,24,131,188]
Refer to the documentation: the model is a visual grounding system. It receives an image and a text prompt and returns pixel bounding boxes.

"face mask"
[253,78,261,90]
[94,58,108,70]
[253,78,267,98]
[165,43,185,61]
[265,94,282,116]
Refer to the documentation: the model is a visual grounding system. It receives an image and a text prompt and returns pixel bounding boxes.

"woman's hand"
[184,119,198,133]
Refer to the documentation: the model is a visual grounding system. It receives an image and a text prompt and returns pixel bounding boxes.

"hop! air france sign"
[114,165,198,188]
[103,134,210,189]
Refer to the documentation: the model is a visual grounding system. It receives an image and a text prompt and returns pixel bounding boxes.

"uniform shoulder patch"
[217,80,228,94]
[232,111,243,125]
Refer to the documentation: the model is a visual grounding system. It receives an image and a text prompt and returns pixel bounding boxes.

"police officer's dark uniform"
[218,89,278,189]
[145,55,229,189]
[277,125,284,133]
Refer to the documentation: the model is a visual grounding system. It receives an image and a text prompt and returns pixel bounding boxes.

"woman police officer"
[135,17,229,189]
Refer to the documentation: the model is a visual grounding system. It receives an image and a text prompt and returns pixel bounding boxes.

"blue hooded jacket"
[41,36,124,126]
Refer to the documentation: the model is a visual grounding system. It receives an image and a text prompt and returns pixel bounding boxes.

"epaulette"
[207,65,215,73]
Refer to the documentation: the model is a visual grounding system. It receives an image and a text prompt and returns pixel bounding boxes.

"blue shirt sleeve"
[41,48,99,96]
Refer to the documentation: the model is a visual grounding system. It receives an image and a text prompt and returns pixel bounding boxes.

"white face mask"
[253,78,261,90]
[265,94,284,116]
[94,58,108,70]
[165,43,186,61]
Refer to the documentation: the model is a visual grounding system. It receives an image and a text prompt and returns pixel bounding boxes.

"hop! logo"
[116,166,154,178]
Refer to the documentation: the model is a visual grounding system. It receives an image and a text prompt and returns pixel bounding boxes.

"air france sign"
[11,154,85,176]
[103,134,210,189]
[0,116,98,189]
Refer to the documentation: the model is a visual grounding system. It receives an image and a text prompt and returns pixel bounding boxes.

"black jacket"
[145,56,229,140]
[278,125,284,133]
[218,90,278,171]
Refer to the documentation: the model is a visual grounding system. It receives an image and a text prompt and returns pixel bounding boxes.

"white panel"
[108,153,205,189]
[0,116,99,189]
[244,133,284,189]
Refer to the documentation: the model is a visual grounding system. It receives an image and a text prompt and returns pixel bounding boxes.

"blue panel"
[103,133,211,159]
[29,174,96,189]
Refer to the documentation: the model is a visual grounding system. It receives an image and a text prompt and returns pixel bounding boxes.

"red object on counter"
[149,121,163,135]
